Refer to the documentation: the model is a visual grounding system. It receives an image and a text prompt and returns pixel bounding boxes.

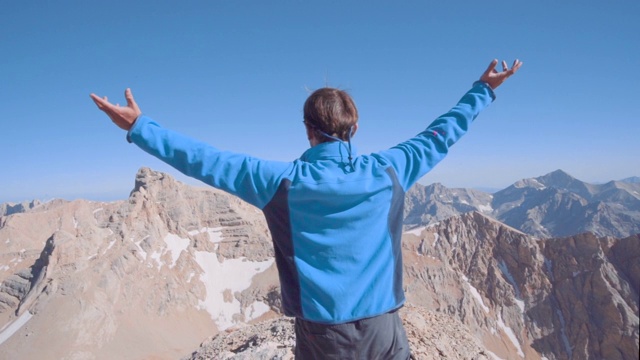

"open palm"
[480,59,523,90]
[90,88,141,130]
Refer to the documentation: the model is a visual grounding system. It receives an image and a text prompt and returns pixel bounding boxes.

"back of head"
[303,88,358,142]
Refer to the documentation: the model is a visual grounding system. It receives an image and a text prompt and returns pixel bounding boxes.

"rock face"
[0,168,280,359]
[403,212,639,360]
[620,176,640,184]
[404,183,493,226]
[404,169,640,239]
[0,200,41,217]
[540,233,639,360]
[1,167,638,360]
[183,304,490,360]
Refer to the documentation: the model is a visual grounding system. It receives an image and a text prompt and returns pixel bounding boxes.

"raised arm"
[89,88,291,208]
[377,59,522,191]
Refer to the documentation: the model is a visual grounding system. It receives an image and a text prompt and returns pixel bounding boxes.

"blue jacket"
[128,82,495,324]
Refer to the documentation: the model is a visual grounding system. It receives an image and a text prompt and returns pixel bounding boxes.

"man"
[91,59,522,359]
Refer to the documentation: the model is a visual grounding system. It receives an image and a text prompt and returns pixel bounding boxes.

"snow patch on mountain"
[496,312,524,357]
[462,275,489,313]
[195,244,274,329]
[404,226,426,236]
[0,311,33,346]
[163,233,190,268]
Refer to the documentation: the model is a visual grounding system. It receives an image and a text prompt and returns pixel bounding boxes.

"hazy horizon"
[2,168,637,205]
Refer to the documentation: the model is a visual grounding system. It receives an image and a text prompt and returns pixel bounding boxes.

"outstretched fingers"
[90,93,113,111]
[482,59,499,77]
[510,59,523,74]
[125,88,140,113]
[479,58,523,89]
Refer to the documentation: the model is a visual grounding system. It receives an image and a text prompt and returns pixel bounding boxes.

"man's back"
[263,140,406,323]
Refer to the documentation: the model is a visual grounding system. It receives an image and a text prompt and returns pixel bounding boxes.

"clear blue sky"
[1,1,638,203]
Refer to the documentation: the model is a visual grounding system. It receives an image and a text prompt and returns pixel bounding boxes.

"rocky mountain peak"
[620,176,640,184]
[408,171,640,239]
[0,200,42,217]
[535,169,596,198]
[404,183,493,230]
[131,167,172,196]
[538,169,575,184]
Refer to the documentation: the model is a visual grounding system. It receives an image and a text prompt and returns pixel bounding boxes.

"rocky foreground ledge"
[184,304,491,360]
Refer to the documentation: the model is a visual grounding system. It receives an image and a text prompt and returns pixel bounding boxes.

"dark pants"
[294,309,411,359]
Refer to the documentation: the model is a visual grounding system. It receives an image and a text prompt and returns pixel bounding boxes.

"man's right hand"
[90,88,142,131]
[479,59,523,90]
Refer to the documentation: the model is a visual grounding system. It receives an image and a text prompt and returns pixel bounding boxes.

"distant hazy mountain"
[0,200,41,217]
[404,182,493,226]
[620,176,640,184]
[405,169,640,238]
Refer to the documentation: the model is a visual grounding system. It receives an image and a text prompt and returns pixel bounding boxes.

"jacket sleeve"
[375,81,495,191]
[127,116,292,209]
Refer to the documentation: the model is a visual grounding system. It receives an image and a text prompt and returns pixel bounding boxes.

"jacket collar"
[300,141,358,163]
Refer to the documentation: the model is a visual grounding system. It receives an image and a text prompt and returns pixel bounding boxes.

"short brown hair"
[303,88,358,142]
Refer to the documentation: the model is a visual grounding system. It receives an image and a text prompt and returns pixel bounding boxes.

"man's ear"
[351,123,359,137]
[306,124,318,146]
[306,125,312,140]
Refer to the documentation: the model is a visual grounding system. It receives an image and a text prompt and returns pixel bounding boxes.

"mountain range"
[0,168,638,359]
[405,169,640,239]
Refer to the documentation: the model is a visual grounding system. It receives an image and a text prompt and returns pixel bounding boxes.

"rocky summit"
[0,167,638,359]
[183,305,490,360]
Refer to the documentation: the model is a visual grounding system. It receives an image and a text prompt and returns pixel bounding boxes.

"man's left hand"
[479,59,523,90]
[90,88,141,131]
